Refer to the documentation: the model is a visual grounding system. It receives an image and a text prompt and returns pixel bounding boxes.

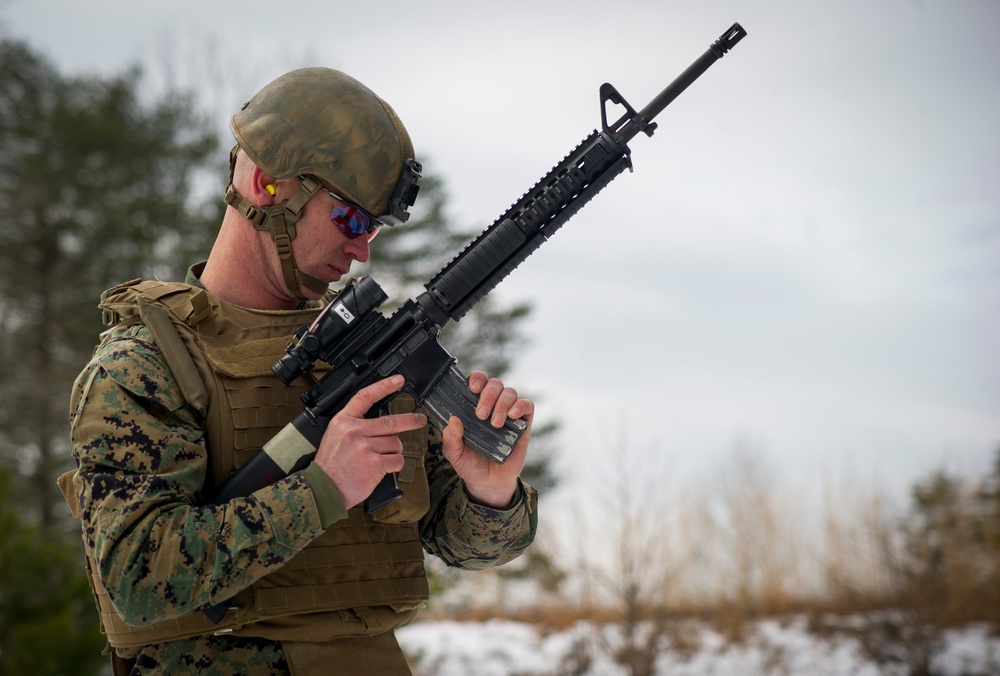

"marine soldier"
[60,67,537,675]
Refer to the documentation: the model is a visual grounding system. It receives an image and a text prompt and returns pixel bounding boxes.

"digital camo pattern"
[69,322,327,627]
[129,635,288,675]
[421,424,539,569]
[69,315,537,666]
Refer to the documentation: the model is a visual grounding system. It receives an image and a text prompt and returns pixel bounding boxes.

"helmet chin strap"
[224,146,329,299]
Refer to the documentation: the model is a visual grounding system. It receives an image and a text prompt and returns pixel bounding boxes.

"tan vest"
[62,279,431,649]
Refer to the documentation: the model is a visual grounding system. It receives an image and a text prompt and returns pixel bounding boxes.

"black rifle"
[202,22,746,622]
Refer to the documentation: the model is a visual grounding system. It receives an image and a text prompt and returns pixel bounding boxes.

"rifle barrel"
[629,23,747,140]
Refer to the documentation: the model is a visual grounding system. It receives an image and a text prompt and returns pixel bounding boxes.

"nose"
[344,235,371,264]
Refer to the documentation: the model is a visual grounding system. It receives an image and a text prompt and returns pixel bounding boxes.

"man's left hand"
[440,371,533,509]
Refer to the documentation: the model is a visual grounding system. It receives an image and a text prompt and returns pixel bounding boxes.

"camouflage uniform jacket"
[64,267,537,673]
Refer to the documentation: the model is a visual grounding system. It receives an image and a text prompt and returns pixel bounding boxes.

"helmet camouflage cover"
[231,67,415,218]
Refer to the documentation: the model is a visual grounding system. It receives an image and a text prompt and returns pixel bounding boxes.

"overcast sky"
[3,0,998,508]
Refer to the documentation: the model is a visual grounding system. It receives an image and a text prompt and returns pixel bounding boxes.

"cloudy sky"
[3,0,998,506]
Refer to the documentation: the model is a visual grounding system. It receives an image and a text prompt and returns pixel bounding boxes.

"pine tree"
[0,465,105,675]
[0,39,220,530]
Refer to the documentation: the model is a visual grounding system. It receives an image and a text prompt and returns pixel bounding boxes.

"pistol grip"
[364,473,404,514]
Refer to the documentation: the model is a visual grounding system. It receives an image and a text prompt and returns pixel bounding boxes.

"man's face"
[286,182,378,299]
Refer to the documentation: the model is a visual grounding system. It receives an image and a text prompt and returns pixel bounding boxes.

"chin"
[326,265,347,282]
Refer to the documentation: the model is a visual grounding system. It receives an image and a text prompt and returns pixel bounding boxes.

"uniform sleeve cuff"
[465,478,534,514]
[301,462,348,528]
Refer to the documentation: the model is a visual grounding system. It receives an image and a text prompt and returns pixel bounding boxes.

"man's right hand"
[313,374,426,509]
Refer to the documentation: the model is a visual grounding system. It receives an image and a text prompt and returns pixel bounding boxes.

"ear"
[250,165,279,206]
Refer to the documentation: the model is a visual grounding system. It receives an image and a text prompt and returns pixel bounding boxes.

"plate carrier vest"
[61,278,431,649]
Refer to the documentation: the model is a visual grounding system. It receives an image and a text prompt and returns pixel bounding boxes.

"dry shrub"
[457,433,1000,673]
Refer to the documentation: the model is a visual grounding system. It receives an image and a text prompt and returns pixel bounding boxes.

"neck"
[199,214,300,310]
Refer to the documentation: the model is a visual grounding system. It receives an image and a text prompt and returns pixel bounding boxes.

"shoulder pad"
[97,279,211,416]
[99,280,213,327]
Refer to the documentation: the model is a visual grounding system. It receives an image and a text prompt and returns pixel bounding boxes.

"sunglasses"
[321,187,381,241]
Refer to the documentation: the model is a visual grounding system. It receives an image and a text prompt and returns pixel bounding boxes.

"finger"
[475,380,519,426]
[360,436,406,476]
[382,452,406,475]
[474,377,507,420]
[341,375,405,418]
[355,432,403,458]
[507,398,535,423]
[440,415,464,460]
[363,412,427,436]
[369,435,406,466]
[467,371,488,394]
[489,387,521,427]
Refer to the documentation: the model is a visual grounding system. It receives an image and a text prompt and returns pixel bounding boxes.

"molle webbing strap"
[251,506,429,621]
[202,337,301,379]
[136,298,209,417]
[219,371,321,487]
[255,578,427,616]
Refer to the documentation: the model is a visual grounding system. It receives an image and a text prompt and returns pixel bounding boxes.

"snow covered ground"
[397,617,1000,675]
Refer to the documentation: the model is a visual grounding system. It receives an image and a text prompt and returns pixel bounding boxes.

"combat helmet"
[224,67,421,298]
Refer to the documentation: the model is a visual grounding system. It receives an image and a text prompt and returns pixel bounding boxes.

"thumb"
[441,415,465,462]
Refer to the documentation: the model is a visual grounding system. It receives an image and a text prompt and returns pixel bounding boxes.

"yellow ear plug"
[265,184,276,195]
